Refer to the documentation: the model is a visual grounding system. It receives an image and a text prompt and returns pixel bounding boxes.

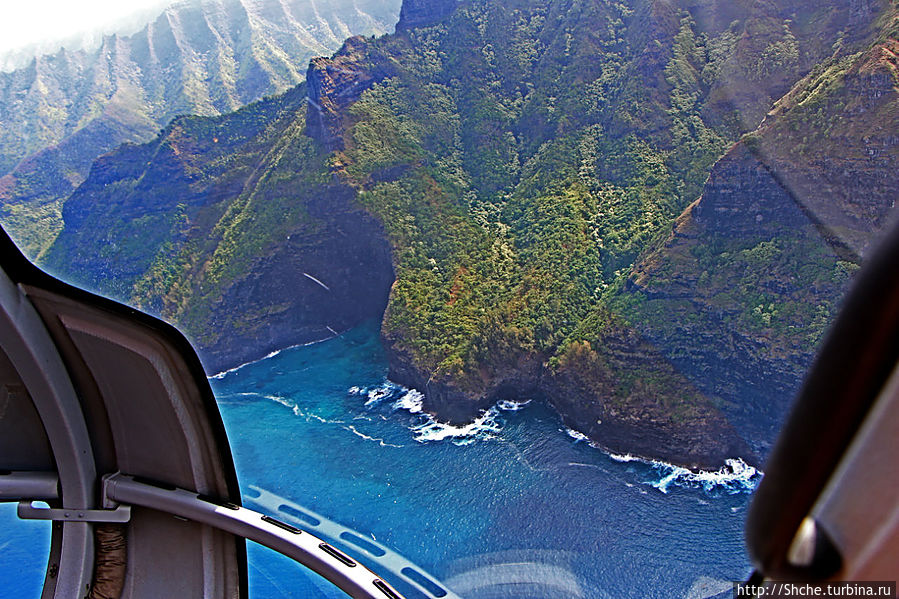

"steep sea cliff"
[37,0,899,468]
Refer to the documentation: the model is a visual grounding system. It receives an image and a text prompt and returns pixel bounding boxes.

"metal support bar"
[17,500,131,523]
[0,268,98,599]
[0,471,59,501]
[246,485,460,599]
[103,473,405,599]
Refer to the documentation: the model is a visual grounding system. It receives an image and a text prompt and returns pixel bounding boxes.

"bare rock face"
[306,37,397,150]
[395,0,465,32]
[626,144,843,454]
[544,322,755,470]
[199,183,395,372]
[383,323,544,425]
[383,293,755,468]
[756,39,899,258]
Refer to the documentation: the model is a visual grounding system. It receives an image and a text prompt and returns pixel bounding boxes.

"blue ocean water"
[1,321,757,598]
[0,503,51,598]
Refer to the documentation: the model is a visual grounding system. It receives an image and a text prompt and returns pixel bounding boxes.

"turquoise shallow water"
[1,321,756,598]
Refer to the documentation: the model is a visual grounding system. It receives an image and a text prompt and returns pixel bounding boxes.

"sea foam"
[615,454,760,495]
[565,428,590,442]
[351,379,505,446]
[564,431,761,495]
[344,425,404,448]
[393,389,424,414]
[409,407,502,445]
[497,399,531,411]
[210,335,339,380]
[348,381,416,408]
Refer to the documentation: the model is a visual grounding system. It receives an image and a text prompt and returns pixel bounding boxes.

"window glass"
[0,503,50,599]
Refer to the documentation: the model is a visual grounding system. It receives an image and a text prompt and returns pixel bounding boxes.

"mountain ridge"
[38,0,899,468]
[0,0,402,257]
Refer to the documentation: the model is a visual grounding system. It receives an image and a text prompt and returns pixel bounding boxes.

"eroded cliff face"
[395,0,466,32]
[619,32,899,454]
[752,38,899,258]
[307,0,897,467]
[43,87,394,373]
[383,302,752,469]
[545,321,753,469]
[196,182,394,372]
[623,145,843,453]
[306,36,398,150]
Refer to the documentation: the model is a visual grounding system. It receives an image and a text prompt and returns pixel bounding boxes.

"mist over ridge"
[0,0,402,256]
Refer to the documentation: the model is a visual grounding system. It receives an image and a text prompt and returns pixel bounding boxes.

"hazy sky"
[0,0,171,56]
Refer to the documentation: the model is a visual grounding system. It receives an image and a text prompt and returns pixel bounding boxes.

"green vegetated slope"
[41,84,394,371]
[0,0,401,257]
[322,0,895,464]
[619,9,899,450]
[44,0,898,466]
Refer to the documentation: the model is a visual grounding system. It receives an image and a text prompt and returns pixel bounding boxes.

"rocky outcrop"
[544,325,755,469]
[383,321,545,424]
[395,0,465,32]
[305,37,397,150]
[382,312,753,469]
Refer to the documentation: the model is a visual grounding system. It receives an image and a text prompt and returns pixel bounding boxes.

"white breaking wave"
[608,452,641,463]
[392,389,424,414]
[386,384,501,445]
[344,425,404,448]
[348,382,405,407]
[565,428,590,442]
[365,387,393,406]
[210,336,337,380]
[349,381,425,412]
[351,379,506,446]
[497,399,531,411]
[643,457,760,494]
[576,441,760,494]
[409,407,502,445]
[612,453,760,494]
